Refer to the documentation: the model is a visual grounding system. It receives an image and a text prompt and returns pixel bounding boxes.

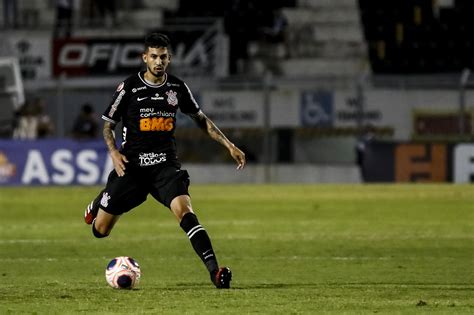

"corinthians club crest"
[166,90,178,106]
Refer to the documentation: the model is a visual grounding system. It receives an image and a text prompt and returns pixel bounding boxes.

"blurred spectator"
[54,0,74,38]
[257,8,289,75]
[13,101,38,139]
[84,0,117,27]
[13,97,54,139]
[71,103,99,139]
[224,0,259,74]
[95,0,117,27]
[355,125,375,182]
[33,97,55,138]
[3,0,18,28]
[226,4,289,76]
[261,8,288,45]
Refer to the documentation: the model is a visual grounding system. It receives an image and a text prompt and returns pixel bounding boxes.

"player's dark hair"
[144,33,170,51]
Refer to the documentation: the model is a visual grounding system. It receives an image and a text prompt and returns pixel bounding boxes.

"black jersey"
[102,71,200,167]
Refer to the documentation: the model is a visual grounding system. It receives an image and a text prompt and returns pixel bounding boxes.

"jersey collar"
[138,71,168,88]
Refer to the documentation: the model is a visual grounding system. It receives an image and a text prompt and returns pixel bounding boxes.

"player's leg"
[86,186,126,238]
[84,169,147,238]
[84,188,104,225]
[92,210,121,238]
[171,195,219,273]
[170,195,232,289]
[149,166,231,288]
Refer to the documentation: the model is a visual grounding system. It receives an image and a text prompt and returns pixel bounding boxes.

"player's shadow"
[232,283,320,290]
[173,282,319,290]
[235,282,474,290]
[172,282,469,290]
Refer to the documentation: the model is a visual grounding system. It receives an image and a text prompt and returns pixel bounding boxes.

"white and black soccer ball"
[105,256,141,289]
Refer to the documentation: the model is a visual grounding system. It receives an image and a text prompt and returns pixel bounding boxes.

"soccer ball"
[105,256,141,289]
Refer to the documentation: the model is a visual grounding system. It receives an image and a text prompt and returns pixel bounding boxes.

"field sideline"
[0,184,473,314]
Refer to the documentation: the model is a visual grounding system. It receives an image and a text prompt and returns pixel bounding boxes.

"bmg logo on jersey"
[139,117,174,131]
[139,152,167,166]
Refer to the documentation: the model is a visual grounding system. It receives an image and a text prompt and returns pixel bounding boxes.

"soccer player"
[84,33,246,289]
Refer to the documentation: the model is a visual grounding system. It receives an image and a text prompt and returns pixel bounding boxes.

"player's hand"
[229,145,246,170]
[110,150,128,177]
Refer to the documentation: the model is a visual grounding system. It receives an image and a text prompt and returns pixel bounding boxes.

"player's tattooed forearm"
[205,118,233,148]
[103,122,117,152]
[189,111,207,130]
[207,123,227,143]
[189,111,231,147]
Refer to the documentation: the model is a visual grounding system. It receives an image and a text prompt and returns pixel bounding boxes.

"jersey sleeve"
[102,81,128,124]
[179,82,200,114]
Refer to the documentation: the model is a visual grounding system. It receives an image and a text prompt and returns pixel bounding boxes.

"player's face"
[143,47,170,78]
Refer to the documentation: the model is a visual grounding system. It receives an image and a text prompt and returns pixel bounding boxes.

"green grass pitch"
[0,184,473,314]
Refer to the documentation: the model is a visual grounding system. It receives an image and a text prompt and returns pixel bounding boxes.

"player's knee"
[170,195,193,221]
[92,222,110,238]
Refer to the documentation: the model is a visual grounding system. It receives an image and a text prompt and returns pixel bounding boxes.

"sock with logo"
[180,212,218,274]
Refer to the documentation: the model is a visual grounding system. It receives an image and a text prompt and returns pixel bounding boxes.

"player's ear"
[142,53,147,63]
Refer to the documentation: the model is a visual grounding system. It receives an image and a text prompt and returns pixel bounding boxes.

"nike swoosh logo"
[137,97,148,101]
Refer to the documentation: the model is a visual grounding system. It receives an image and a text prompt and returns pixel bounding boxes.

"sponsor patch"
[139,108,175,118]
[132,86,147,93]
[116,82,124,92]
[139,117,174,131]
[151,93,164,100]
[138,152,167,166]
[109,89,125,117]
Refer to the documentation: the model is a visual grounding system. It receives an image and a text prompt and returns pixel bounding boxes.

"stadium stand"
[1,0,472,180]
[359,0,474,74]
[0,0,368,78]
[280,0,367,77]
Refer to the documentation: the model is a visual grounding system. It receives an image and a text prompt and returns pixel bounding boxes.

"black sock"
[180,212,218,274]
[92,220,108,238]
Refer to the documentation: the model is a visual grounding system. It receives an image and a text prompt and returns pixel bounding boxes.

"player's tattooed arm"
[103,121,128,176]
[188,111,246,169]
[188,111,228,145]
[103,121,118,152]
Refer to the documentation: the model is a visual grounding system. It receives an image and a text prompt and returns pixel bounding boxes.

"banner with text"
[361,142,474,183]
[0,140,112,186]
[200,91,264,128]
[52,28,225,77]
